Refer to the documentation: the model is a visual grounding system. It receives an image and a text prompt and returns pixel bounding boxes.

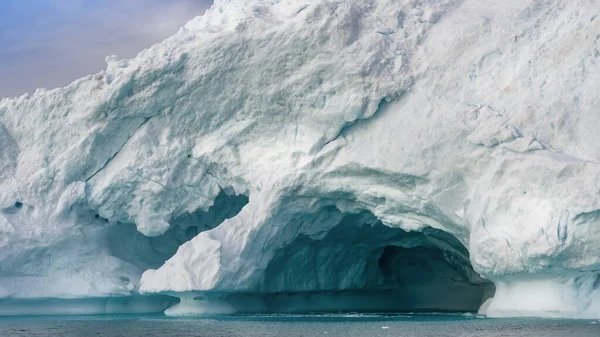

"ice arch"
[106,190,249,271]
[150,205,494,315]
[0,190,248,316]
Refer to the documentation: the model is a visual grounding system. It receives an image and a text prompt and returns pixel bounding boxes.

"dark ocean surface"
[0,313,598,337]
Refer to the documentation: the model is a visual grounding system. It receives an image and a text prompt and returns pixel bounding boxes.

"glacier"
[0,0,599,318]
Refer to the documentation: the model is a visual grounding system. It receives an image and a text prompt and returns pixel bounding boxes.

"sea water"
[0,313,598,337]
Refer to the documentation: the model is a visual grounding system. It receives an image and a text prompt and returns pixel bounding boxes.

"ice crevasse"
[0,0,599,318]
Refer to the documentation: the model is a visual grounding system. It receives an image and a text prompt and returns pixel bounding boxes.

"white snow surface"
[1,0,600,318]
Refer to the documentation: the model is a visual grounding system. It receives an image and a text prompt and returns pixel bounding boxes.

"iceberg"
[0,0,599,318]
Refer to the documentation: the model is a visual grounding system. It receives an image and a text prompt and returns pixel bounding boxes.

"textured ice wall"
[0,0,599,318]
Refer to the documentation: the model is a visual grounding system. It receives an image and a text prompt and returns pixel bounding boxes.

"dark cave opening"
[250,208,495,313]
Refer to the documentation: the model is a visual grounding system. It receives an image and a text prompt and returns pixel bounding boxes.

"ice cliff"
[1,0,599,318]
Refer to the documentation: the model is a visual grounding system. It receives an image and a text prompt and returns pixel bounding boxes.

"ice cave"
[1,0,600,319]
[159,207,495,315]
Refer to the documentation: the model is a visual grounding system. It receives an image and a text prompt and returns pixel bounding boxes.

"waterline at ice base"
[0,0,599,319]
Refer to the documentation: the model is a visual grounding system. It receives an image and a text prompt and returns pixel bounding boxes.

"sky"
[0,0,213,99]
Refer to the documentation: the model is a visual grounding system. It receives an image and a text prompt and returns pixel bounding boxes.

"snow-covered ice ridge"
[0,0,599,318]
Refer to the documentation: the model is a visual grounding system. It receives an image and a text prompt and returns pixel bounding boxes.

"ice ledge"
[480,274,600,319]
[0,295,178,316]
[160,287,491,316]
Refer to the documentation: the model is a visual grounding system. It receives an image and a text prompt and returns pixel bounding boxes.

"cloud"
[0,0,213,98]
